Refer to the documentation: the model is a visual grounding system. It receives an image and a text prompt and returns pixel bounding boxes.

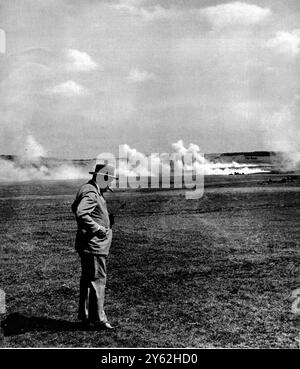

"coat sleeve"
[75,191,106,234]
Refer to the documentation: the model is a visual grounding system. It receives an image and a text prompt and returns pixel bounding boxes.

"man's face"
[96,174,113,191]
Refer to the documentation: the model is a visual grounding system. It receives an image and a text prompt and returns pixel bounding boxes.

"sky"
[0,0,299,159]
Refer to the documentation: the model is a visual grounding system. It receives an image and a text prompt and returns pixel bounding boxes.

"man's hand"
[95,228,107,239]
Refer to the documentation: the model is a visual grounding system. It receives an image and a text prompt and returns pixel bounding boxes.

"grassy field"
[0,174,299,348]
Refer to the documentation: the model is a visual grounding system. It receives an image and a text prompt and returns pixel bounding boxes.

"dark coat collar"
[88,179,100,194]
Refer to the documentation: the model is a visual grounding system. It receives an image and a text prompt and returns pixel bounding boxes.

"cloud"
[266,30,300,56]
[126,68,156,83]
[200,2,271,30]
[111,1,175,21]
[66,49,98,71]
[46,80,88,97]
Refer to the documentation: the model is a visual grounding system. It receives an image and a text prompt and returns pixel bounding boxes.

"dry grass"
[0,175,299,347]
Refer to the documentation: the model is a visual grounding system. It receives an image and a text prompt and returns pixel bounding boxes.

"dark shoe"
[92,321,115,330]
[79,319,91,329]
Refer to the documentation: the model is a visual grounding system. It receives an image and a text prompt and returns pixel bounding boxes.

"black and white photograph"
[0,0,299,351]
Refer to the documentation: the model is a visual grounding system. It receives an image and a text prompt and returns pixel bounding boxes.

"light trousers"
[78,253,108,323]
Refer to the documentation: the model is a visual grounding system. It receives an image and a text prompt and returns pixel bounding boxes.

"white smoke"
[0,158,88,182]
[116,140,270,179]
[262,97,300,170]
[171,140,270,175]
[0,136,271,183]
[0,135,88,182]
[23,135,46,162]
[119,144,152,176]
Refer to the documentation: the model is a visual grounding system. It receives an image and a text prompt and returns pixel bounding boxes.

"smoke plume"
[262,97,300,171]
[0,137,272,183]
[116,140,270,180]
[23,135,46,162]
[0,135,88,182]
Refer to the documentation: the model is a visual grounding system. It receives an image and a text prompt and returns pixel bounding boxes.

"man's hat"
[89,163,118,179]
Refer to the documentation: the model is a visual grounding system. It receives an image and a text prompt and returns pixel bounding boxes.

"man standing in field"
[72,163,116,330]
